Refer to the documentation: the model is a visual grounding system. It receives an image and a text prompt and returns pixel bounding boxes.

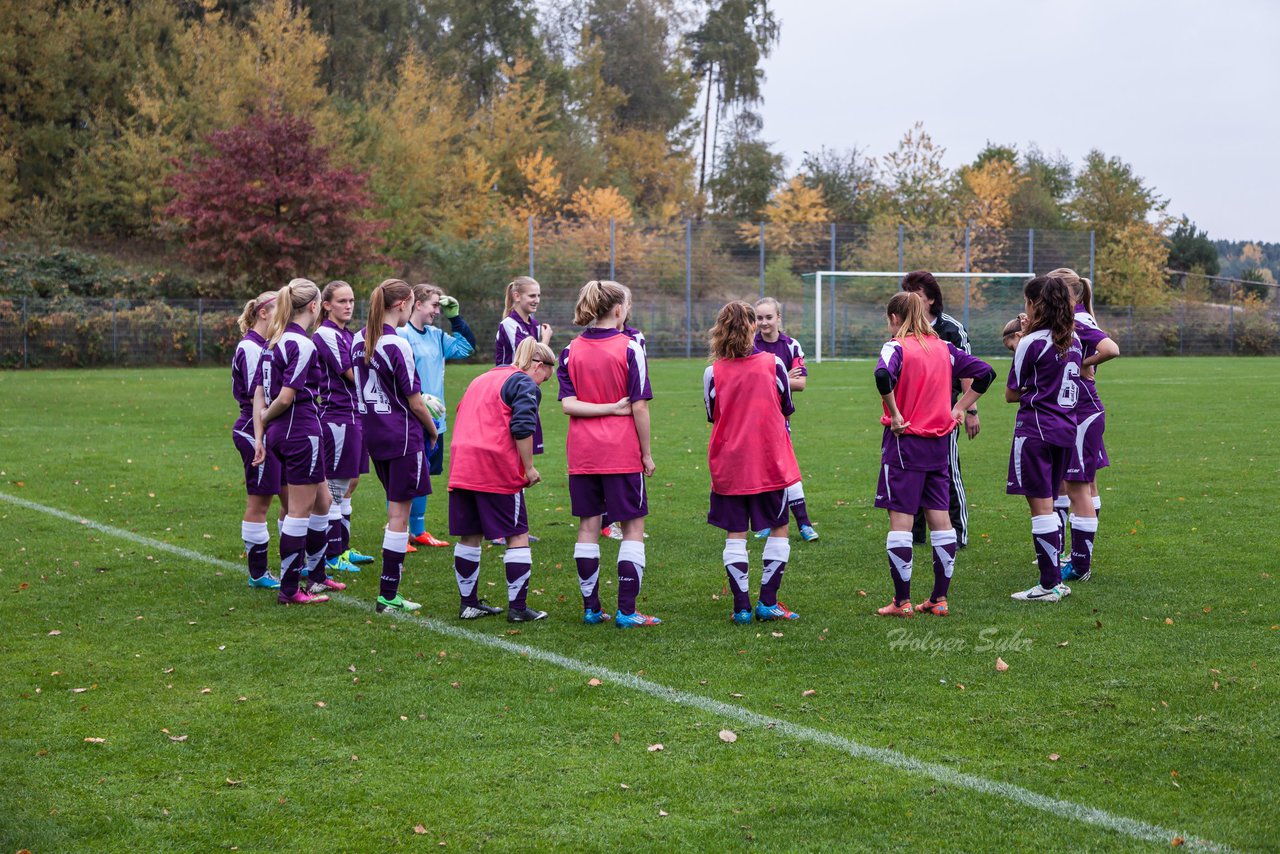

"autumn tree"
[165,110,385,290]
[799,146,880,224]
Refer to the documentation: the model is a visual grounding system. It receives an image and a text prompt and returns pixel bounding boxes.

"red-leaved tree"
[165,110,386,287]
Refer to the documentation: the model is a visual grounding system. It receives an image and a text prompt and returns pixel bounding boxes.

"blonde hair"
[412,283,444,304]
[573,279,628,326]
[504,276,539,316]
[365,279,413,364]
[1001,317,1023,352]
[237,291,277,335]
[319,280,353,323]
[512,337,556,370]
[1048,267,1093,316]
[709,301,756,360]
[266,278,320,347]
[887,292,938,348]
[754,296,782,320]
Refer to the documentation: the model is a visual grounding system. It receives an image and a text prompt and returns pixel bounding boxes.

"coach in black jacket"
[901,270,979,547]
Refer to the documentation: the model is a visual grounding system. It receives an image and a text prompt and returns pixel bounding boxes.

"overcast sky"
[756,0,1278,242]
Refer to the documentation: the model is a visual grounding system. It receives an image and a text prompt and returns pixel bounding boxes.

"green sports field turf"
[1,357,1277,852]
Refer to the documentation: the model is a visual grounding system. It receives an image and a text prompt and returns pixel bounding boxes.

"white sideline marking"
[0,491,1237,853]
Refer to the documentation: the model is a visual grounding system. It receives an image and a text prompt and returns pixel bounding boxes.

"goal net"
[798,271,1032,362]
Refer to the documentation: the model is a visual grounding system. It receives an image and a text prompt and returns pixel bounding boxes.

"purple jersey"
[353,325,423,460]
[495,311,539,367]
[622,324,647,352]
[556,327,653,402]
[1074,306,1108,417]
[1008,329,1083,446]
[703,355,794,423]
[231,329,268,431]
[262,323,322,445]
[753,332,807,376]
[877,341,992,471]
[312,319,359,424]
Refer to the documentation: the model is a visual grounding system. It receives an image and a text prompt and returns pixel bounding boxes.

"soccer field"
[1,357,1276,852]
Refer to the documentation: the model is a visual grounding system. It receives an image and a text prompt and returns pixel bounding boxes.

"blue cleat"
[614,610,662,628]
[327,555,358,574]
[755,601,799,621]
[732,609,752,625]
[799,524,819,541]
[345,548,375,565]
[753,529,769,539]
[247,573,281,590]
[1061,561,1091,583]
[583,608,612,625]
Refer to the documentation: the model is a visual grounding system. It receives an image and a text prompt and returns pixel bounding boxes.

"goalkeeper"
[398,283,477,549]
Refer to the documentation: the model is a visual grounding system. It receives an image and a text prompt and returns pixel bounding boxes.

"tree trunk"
[697,64,715,199]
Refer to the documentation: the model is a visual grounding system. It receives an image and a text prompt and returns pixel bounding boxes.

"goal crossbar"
[807,271,1031,363]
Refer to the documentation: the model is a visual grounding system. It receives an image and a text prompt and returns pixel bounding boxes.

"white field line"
[0,491,1238,853]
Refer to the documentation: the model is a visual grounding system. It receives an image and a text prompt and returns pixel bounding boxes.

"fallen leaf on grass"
[995,657,1009,672]
[770,631,783,638]
[315,701,326,708]
[47,630,62,636]
[84,737,106,744]
[1056,641,1069,648]
[71,687,89,694]
[1212,681,1220,691]
[729,692,744,698]
[450,682,460,689]
[801,689,817,697]
[169,735,188,742]
[856,590,867,597]
[647,743,664,752]
[1171,836,1185,847]
[414,824,428,835]
[619,783,630,790]
[351,755,359,761]
[163,668,175,674]
[225,778,242,786]
[505,629,521,635]
[658,810,669,817]
[719,729,738,743]
[1165,617,1174,625]
[1048,753,1060,762]
[200,688,211,695]
[588,678,603,687]
[613,733,620,744]
[237,696,247,702]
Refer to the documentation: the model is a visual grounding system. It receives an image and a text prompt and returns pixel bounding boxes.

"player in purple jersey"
[232,291,286,590]
[313,281,367,576]
[1005,275,1088,603]
[1049,268,1119,583]
[495,276,554,367]
[873,294,995,618]
[352,279,439,614]
[251,279,347,605]
[752,297,819,542]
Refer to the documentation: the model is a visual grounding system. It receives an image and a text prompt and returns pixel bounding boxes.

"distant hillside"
[1214,240,1280,281]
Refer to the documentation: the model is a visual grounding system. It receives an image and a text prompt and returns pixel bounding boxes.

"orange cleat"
[916,597,949,616]
[410,531,451,547]
[405,542,418,553]
[876,599,914,618]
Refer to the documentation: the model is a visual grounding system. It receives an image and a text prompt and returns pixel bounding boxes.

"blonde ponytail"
[887,292,938,348]
[572,279,627,326]
[365,278,413,364]
[513,337,555,370]
[266,278,320,347]
[237,290,277,334]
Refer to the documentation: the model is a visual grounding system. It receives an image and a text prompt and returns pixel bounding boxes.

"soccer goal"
[802,271,1032,362]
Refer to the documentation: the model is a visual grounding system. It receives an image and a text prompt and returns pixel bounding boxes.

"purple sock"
[760,537,790,607]
[305,514,328,585]
[1054,497,1070,544]
[341,502,352,550]
[1070,514,1098,577]
[787,482,812,527]
[722,538,750,612]
[574,542,602,611]
[505,547,532,610]
[1032,515,1062,588]
[380,529,408,601]
[930,529,957,601]
[279,516,309,596]
[886,531,914,604]
[617,541,645,616]
[242,521,269,580]
[453,543,482,606]
[325,510,345,561]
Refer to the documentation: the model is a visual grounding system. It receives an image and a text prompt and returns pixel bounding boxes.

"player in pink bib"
[557,280,658,628]
[873,293,995,618]
[704,301,804,624]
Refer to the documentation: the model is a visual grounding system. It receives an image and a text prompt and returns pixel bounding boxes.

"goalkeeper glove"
[440,296,460,319]
[423,394,446,419]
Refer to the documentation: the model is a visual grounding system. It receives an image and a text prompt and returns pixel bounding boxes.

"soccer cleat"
[376,594,421,613]
[1010,584,1070,602]
[405,542,418,553]
[916,597,950,617]
[583,608,612,625]
[614,610,662,628]
[278,590,328,605]
[326,555,356,574]
[755,601,800,621]
[345,548,375,565]
[507,606,548,622]
[247,573,281,590]
[410,531,451,547]
[606,526,624,541]
[753,529,769,539]
[732,609,752,625]
[876,599,913,618]
[799,524,819,542]
[1061,563,1091,583]
[490,537,507,546]
[459,600,504,620]
[308,578,346,593]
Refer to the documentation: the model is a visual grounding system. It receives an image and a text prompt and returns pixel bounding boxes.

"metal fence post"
[1179,275,1186,355]
[758,222,765,298]
[609,218,616,280]
[684,219,692,358]
[527,216,535,277]
[21,296,28,369]
[197,298,204,364]
[897,224,904,273]
[1127,305,1133,351]
[1088,230,1096,282]
[1228,281,1235,354]
[112,299,118,363]
[1028,228,1035,274]
[829,222,836,272]
[829,267,837,357]
[963,224,971,331]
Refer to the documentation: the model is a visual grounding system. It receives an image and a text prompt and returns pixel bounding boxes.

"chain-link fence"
[2,225,1277,366]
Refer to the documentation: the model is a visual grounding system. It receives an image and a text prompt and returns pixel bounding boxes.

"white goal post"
[810,271,1032,363]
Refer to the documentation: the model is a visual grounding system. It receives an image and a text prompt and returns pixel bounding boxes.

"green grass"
[1,357,1277,852]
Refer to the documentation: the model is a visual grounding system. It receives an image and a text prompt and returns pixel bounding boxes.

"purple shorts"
[269,432,327,486]
[1065,410,1109,482]
[233,426,281,496]
[322,419,365,480]
[372,450,430,503]
[569,473,648,522]
[874,464,949,514]
[707,489,789,533]
[1007,435,1070,499]
[448,488,528,541]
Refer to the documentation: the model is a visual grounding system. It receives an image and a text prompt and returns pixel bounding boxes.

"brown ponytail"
[573,279,627,326]
[709,301,757,360]
[1024,276,1075,353]
[887,292,938,348]
[237,290,277,334]
[504,276,539,316]
[365,278,413,364]
[266,278,320,347]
